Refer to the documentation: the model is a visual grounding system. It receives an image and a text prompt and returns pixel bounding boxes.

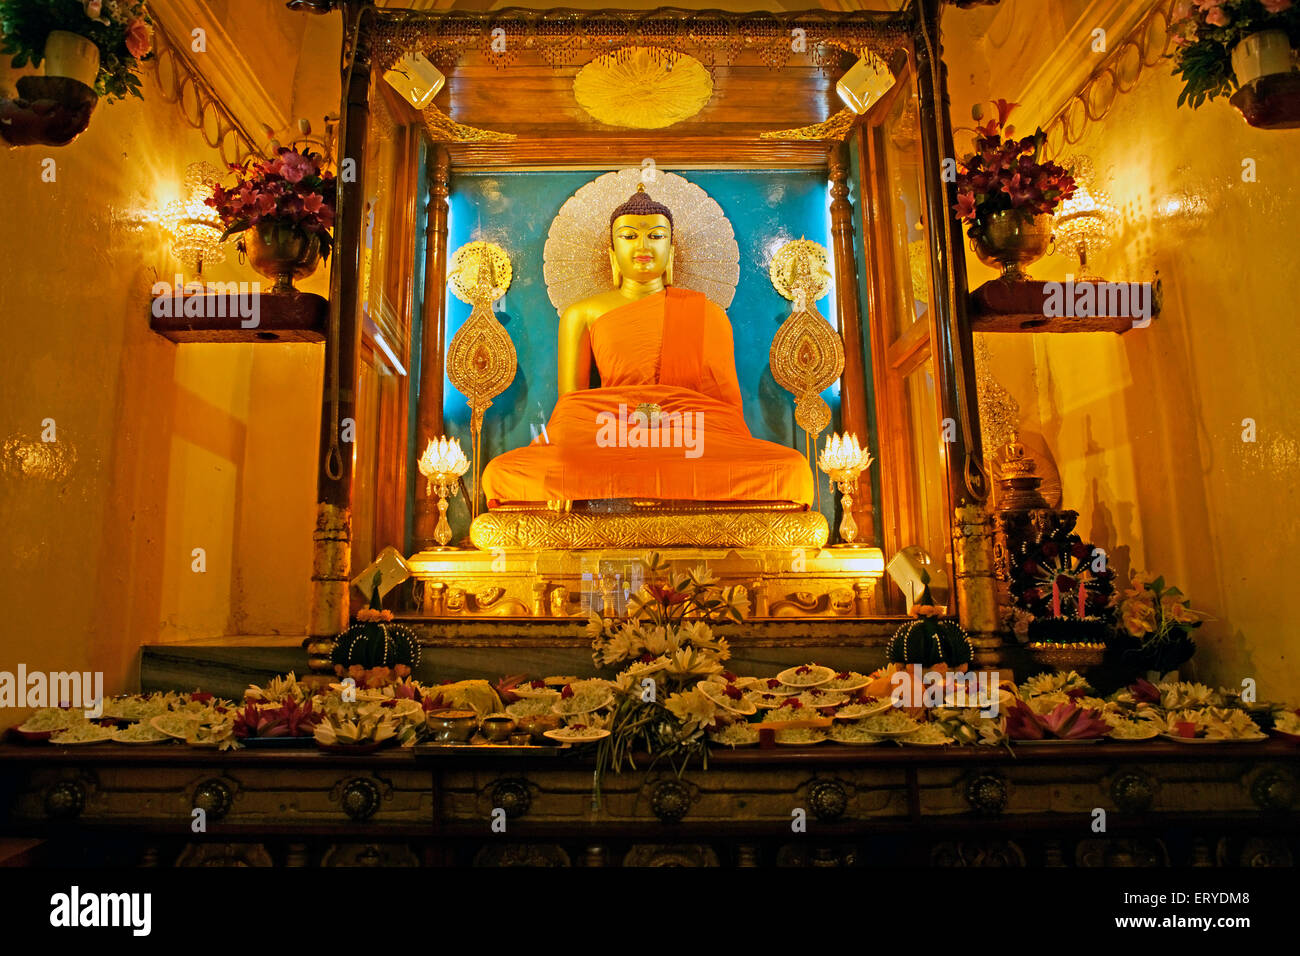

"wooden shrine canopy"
[298,1,991,642]
[344,6,916,166]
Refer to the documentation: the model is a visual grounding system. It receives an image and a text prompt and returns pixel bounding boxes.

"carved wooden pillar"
[913,0,986,508]
[827,142,874,543]
[413,144,451,551]
[308,3,372,649]
[914,0,999,644]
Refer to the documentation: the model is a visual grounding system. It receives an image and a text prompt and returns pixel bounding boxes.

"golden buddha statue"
[479,185,814,511]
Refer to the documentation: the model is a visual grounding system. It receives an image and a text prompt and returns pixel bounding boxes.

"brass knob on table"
[1110,770,1156,813]
[1251,769,1296,811]
[808,779,849,822]
[340,778,381,821]
[491,779,532,819]
[45,780,86,819]
[650,780,692,824]
[193,779,233,820]
[964,771,1008,815]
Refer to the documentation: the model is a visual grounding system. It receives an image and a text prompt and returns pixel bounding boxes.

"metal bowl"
[480,714,517,743]
[426,708,478,743]
[514,713,562,743]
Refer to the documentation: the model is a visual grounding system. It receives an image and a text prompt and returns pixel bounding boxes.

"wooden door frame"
[855,55,954,611]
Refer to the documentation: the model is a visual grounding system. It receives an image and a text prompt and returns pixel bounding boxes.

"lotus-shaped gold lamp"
[418,436,470,548]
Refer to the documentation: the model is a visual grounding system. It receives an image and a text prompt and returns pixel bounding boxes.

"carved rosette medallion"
[573,47,713,129]
[807,778,850,822]
[45,780,86,819]
[650,780,694,823]
[963,771,1008,815]
[193,779,234,820]
[1110,770,1157,813]
[490,779,532,819]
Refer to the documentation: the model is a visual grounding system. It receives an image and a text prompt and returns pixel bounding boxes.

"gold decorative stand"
[445,241,516,518]
[768,238,844,507]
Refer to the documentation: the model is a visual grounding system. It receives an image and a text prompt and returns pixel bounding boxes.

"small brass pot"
[480,714,517,743]
[426,708,478,743]
[514,713,562,743]
[972,211,1054,281]
[243,220,321,294]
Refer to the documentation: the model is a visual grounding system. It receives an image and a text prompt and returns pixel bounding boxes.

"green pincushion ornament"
[331,572,422,670]
[885,570,974,669]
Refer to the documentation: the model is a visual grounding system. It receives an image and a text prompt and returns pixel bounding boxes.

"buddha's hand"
[546,499,573,513]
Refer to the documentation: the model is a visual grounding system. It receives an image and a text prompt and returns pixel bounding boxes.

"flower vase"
[43,31,100,90]
[972,211,1054,281]
[243,221,321,294]
[1231,30,1296,87]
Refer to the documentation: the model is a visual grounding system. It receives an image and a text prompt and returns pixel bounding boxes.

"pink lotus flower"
[1042,702,1110,739]
[1129,678,1161,704]
[1006,700,1110,740]
[493,674,529,704]
[125,18,153,59]
[1006,701,1046,740]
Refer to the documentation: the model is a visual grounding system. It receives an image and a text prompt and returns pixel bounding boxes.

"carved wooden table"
[1,740,1296,866]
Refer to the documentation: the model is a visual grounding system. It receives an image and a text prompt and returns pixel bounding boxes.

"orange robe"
[481,287,814,506]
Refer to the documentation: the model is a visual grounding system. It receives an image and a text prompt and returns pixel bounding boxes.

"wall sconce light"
[1053,157,1117,282]
[383,51,446,110]
[836,51,895,114]
[155,161,226,282]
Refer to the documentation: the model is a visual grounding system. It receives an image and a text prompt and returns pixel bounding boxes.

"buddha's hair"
[609,184,673,232]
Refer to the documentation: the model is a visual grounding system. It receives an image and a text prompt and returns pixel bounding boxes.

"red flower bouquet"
[206,146,336,261]
[953,99,1076,242]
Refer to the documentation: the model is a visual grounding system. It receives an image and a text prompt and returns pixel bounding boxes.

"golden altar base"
[468,504,829,551]
[408,538,884,619]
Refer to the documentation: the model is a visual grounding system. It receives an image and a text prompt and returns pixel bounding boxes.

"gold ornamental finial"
[636,183,646,193]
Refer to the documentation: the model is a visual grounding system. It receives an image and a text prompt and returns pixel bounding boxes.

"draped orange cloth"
[481,288,814,506]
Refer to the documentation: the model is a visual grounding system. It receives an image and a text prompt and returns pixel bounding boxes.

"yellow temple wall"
[0,68,318,727]
[948,5,1299,698]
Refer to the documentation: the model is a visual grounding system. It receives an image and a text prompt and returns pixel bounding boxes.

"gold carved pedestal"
[468,504,828,550]
[411,504,881,619]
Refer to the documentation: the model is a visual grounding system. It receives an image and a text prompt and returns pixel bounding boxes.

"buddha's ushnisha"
[479,185,813,508]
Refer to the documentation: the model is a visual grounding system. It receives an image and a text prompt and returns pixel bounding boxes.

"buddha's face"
[610,214,674,285]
